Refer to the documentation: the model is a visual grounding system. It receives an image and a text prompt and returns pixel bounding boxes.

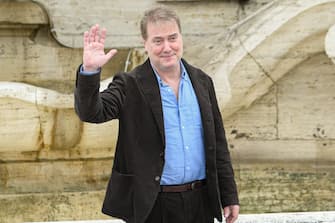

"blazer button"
[154,176,160,181]
[159,152,164,157]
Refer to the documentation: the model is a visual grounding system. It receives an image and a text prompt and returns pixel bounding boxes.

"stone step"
[25,211,335,223]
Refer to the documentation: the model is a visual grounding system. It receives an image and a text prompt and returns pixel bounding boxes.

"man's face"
[143,20,183,73]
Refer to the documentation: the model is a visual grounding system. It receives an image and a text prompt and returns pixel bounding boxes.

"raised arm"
[75,24,126,123]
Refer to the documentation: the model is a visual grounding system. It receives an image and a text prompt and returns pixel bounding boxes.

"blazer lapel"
[137,60,166,147]
[183,60,213,124]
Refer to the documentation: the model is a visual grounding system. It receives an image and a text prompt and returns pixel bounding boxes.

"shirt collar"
[180,61,188,80]
[151,60,188,87]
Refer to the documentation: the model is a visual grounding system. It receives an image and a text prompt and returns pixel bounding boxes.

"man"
[75,7,239,223]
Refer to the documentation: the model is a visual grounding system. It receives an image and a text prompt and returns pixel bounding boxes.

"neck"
[155,64,182,99]
[153,63,181,82]
[160,68,180,82]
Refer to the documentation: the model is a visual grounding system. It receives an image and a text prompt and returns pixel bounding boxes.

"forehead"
[146,20,180,38]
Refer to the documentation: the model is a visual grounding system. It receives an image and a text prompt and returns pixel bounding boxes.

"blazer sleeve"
[74,65,127,123]
[208,77,239,207]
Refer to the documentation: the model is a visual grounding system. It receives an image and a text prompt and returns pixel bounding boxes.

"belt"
[160,179,206,193]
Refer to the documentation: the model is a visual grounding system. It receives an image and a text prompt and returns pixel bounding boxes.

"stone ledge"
[25,211,335,223]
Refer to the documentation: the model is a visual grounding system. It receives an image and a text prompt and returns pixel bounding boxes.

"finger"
[94,24,100,43]
[98,49,117,68]
[227,215,237,223]
[100,28,107,44]
[106,49,118,60]
[224,206,231,219]
[89,25,97,44]
[83,31,89,48]
[232,205,239,217]
[228,206,239,223]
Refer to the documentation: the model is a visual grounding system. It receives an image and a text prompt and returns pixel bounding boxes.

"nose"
[162,40,172,52]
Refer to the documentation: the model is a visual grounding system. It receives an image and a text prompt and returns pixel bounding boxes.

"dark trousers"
[145,186,214,223]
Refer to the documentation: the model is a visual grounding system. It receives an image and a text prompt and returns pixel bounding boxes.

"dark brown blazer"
[74,59,239,223]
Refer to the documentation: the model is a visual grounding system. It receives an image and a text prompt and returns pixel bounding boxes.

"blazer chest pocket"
[103,169,134,220]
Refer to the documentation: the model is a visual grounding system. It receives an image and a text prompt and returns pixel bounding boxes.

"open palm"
[83,24,117,71]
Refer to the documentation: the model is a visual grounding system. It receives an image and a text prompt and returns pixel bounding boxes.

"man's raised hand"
[83,24,117,72]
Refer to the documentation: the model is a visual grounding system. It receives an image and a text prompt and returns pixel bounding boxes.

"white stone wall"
[225,53,335,213]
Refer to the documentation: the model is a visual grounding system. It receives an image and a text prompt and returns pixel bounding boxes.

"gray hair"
[140,7,182,40]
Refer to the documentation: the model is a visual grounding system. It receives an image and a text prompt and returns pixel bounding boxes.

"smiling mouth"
[161,54,175,58]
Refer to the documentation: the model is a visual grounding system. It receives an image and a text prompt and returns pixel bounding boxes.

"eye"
[153,39,162,45]
[169,35,177,42]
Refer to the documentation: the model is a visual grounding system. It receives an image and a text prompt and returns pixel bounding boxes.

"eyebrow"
[152,33,179,40]
[169,33,178,38]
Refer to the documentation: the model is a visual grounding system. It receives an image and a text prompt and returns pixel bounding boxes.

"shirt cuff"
[79,64,101,75]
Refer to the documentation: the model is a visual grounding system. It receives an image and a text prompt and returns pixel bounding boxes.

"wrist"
[83,64,99,72]
[80,64,101,75]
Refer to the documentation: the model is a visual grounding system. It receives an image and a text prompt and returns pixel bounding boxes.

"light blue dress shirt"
[153,61,206,185]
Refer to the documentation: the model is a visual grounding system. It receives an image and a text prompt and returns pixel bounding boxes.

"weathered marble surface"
[30,0,242,48]
[209,0,335,117]
[325,24,335,64]
[225,53,335,214]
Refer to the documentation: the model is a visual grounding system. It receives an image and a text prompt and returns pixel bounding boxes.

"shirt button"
[186,167,190,170]
[155,176,160,181]
[185,146,189,150]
